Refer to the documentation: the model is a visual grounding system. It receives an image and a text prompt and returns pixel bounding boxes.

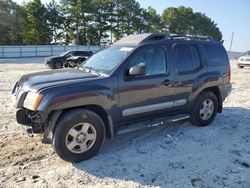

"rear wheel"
[52,109,106,162]
[190,91,218,126]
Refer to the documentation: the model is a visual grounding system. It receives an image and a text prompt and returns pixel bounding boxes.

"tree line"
[0,0,223,45]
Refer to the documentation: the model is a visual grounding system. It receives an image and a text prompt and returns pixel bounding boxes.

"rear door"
[171,42,205,110]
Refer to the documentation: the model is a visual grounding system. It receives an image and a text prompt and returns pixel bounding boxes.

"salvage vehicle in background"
[64,56,89,68]
[44,50,93,69]
[12,33,231,162]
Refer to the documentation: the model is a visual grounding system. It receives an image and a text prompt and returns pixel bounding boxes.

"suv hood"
[19,69,98,92]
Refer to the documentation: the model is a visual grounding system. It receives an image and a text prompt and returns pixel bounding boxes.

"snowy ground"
[0,59,250,188]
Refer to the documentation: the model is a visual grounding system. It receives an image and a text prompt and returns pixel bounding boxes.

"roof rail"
[169,33,213,41]
[113,33,213,45]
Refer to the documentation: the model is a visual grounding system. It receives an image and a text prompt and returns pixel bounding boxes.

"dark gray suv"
[12,33,232,162]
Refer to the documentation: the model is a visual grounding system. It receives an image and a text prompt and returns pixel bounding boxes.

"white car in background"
[238,55,250,68]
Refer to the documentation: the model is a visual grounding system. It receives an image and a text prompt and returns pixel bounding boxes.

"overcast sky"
[13,0,250,52]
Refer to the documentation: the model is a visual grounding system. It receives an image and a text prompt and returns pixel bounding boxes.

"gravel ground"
[0,59,250,188]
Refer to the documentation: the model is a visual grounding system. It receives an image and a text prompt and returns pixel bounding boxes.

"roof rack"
[113,33,213,45]
[169,33,213,41]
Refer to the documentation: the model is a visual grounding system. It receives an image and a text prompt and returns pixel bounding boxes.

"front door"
[118,44,175,121]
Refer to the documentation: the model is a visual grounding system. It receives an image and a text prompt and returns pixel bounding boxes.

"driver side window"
[129,47,167,76]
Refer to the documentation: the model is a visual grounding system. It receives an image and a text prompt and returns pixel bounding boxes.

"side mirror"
[128,63,146,76]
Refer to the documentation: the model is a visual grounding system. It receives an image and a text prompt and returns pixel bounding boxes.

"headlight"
[23,92,43,111]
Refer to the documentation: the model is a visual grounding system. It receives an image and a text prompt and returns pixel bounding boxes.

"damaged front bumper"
[15,108,63,144]
[20,124,34,137]
[12,82,47,139]
[16,108,44,135]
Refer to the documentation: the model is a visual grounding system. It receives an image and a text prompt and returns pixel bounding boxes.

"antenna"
[229,32,234,52]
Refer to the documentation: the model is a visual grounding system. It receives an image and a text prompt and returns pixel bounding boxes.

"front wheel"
[238,65,244,69]
[190,91,218,126]
[52,109,106,162]
[53,61,63,69]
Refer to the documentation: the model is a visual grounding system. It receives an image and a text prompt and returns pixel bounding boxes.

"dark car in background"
[44,50,93,69]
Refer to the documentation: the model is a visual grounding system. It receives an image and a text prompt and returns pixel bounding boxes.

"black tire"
[238,65,244,69]
[52,109,106,162]
[47,64,54,69]
[53,61,63,69]
[190,91,218,126]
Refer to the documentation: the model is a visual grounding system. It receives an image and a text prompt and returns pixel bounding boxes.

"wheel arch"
[191,86,222,113]
[53,60,63,69]
[43,105,114,143]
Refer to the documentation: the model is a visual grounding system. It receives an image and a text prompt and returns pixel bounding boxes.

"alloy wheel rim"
[55,62,62,68]
[199,99,214,120]
[65,123,97,154]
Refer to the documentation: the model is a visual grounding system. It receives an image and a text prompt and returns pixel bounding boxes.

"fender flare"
[42,108,115,143]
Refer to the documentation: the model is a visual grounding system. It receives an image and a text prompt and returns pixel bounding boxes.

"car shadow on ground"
[73,107,250,187]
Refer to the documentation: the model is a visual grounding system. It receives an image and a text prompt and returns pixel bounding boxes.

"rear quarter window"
[204,44,228,66]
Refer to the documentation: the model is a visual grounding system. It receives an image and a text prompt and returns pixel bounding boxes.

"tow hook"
[21,124,34,137]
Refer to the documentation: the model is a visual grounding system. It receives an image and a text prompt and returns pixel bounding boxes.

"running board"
[115,114,190,135]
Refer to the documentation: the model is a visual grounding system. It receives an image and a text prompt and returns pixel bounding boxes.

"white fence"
[0,45,241,60]
[0,45,102,58]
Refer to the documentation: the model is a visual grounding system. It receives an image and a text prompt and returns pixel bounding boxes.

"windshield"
[59,51,70,57]
[83,46,134,74]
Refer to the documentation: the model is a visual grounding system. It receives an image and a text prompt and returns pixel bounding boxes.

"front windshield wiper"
[81,66,108,77]
[83,66,99,72]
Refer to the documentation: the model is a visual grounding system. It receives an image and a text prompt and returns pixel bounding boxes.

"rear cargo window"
[204,44,228,66]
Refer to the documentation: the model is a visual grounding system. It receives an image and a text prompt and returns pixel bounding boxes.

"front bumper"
[238,63,250,67]
[12,82,45,136]
[20,124,34,137]
[16,108,44,133]
[44,60,53,67]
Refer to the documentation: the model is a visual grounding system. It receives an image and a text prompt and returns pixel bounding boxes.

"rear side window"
[204,44,228,66]
[75,51,85,56]
[75,51,92,56]
[174,44,201,73]
[75,51,81,56]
